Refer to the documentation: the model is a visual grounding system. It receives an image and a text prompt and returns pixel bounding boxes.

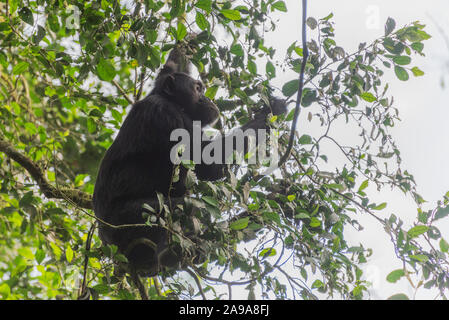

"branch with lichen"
[0,138,93,209]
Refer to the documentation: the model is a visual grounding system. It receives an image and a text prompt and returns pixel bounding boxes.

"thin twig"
[278,0,309,167]
[78,222,96,299]
[112,79,134,105]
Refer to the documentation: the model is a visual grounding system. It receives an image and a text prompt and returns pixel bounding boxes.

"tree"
[0,0,447,300]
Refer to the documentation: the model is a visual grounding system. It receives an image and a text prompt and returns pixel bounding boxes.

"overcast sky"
[263,1,449,299]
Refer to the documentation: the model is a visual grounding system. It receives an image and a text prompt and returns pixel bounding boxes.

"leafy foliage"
[0,0,447,300]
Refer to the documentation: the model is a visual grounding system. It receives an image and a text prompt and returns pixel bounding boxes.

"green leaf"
[181,159,195,170]
[35,249,45,264]
[272,1,287,12]
[195,0,212,13]
[259,248,277,257]
[50,242,62,260]
[248,60,257,75]
[282,79,299,97]
[407,225,429,238]
[87,117,97,133]
[434,206,449,220]
[13,62,29,75]
[176,22,187,40]
[0,22,10,32]
[19,7,34,26]
[24,122,37,135]
[263,211,281,225]
[145,29,158,44]
[266,61,275,78]
[411,42,424,53]
[439,238,449,253]
[169,0,184,18]
[230,44,244,56]
[96,58,116,81]
[111,109,123,123]
[301,89,317,107]
[358,180,369,193]
[47,14,59,33]
[325,183,345,191]
[47,171,55,182]
[372,202,387,210]
[311,279,324,289]
[93,284,111,294]
[410,254,428,262]
[321,13,333,21]
[115,254,128,263]
[360,92,377,102]
[205,86,218,99]
[0,283,10,299]
[427,226,441,240]
[66,246,74,263]
[388,293,409,300]
[385,17,396,35]
[386,269,405,283]
[220,9,241,20]
[298,134,312,145]
[393,56,411,65]
[249,223,263,231]
[195,11,209,30]
[309,217,321,228]
[136,44,148,66]
[285,108,296,121]
[401,26,431,42]
[202,196,218,207]
[411,67,424,77]
[230,217,249,230]
[306,17,318,30]
[383,38,405,55]
[33,25,46,44]
[18,247,34,260]
[394,66,409,81]
[300,268,308,280]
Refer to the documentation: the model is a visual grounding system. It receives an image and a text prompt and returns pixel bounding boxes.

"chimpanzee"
[93,47,287,276]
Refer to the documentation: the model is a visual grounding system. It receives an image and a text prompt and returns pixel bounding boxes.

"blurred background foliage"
[0,0,447,300]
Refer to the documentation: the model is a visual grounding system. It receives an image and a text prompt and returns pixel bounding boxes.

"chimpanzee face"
[162,72,219,126]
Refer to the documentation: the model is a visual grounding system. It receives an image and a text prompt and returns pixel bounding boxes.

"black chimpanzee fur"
[93,49,287,276]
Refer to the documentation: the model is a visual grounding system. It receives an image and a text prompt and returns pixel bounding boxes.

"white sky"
[262,0,449,299]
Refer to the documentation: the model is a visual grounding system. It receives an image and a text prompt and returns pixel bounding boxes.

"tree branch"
[0,138,93,209]
[112,79,134,105]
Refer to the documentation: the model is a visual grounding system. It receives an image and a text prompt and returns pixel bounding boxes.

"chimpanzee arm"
[167,45,191,74]
[195,98,287,181]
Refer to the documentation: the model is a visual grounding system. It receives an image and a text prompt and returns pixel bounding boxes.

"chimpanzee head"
[155,69,219,126]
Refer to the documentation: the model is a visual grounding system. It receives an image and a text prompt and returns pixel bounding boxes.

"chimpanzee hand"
[257,97,288,118]
[268,97,288,116]
[166,33,199,74]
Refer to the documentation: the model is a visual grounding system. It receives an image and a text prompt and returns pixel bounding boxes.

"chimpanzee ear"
[163,74,176,96]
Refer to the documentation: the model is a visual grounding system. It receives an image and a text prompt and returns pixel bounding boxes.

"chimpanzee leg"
[98,196,189,275]
[97,199,164,275]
